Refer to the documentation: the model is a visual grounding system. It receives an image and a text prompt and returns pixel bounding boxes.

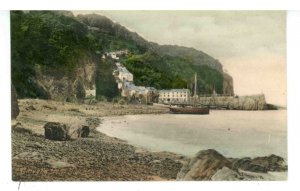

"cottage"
[118,67,133,82]
[85,89,96,98]
[110,52,119,60]
[158,89,190,103]
[116,62,122,67]
[121,81,136,97]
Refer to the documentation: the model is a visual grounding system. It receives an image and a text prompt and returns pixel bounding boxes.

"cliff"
[223,73,234,96]
[34,56,97,102]
[11,11,234,101]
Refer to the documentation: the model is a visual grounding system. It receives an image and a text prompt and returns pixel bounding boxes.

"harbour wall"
[192,94,269,110]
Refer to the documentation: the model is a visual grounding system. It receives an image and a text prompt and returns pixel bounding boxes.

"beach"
[12,99,187,181]
[12,99,287,181]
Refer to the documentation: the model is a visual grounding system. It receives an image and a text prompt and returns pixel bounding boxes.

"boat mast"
[194,72,197,97]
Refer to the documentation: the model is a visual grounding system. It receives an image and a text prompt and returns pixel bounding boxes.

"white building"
[110,52,119,60]
[121,82,156,98]
[85,89,96,97]
[122,82,137,97]
[104,50,129,61]
[158,89,190,103]
[118,67,133,82]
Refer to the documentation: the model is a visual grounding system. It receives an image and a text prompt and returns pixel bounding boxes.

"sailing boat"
[169,73,209,115]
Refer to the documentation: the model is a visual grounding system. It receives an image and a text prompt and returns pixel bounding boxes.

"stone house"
[118,67,133,82]
[85,89,96,97]
[158,89,191,103]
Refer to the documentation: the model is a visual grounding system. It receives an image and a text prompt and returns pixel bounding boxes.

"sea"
[97,110,287,159]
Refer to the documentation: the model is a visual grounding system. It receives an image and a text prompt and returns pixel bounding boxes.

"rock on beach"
[44,122,70,141]
[176,149,232,180]
[176,149,288,181]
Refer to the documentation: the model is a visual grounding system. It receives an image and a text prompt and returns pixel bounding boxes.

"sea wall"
[194,94,267,110]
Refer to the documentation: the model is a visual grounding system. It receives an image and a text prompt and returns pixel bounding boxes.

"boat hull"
[169,107,210,115]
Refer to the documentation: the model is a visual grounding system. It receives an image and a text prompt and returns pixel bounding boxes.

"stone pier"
[193,94,268,110]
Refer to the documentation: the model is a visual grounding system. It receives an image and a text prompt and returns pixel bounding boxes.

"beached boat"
[169,107,209,114]
[169,73,210,115]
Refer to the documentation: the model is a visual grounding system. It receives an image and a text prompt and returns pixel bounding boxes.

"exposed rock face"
[35,57,96,102]
[11,84,20,119]
[223,72,234,96]
[177,149,288,181]
[232,155,287,173]
[251,155,287,172]
[77,125,90,138]
[211,167,243,181]
[232,157,268,173]
[176,149,232,180]
[43,122,70,141]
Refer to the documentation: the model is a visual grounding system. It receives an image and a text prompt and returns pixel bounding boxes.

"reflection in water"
[98,110,287,158]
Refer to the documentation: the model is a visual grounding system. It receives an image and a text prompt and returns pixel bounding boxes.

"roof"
[159,89,190,93]
[118,67,132,74]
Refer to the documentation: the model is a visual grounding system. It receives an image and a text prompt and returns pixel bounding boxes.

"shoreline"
[98,111,287,159]
[12,99,287,181]
[12,99,185,181]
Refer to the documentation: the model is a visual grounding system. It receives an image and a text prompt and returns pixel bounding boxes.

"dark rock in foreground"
[176,149,287,181]
[11,84,19,119]
[211,167,243,181]
[232,154,287,173]
[44,122,70,141]
[251,154,287,171]
[176,149,232,180]
[232,157,268,173]
[77,125,90,138]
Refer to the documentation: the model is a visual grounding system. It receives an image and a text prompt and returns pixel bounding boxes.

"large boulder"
[232,154,287,173]
[211,167,243,181]
[11,84,19,119]
[251,154,287,172]
[77,125,90,138]
[176,149,232,180]
[43,122,70,141]
[232,157,268,173]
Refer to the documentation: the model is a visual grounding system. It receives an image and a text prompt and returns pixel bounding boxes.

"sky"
[74,11,286,106]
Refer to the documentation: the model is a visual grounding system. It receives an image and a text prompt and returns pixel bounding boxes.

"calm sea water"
[98,110,287,159]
